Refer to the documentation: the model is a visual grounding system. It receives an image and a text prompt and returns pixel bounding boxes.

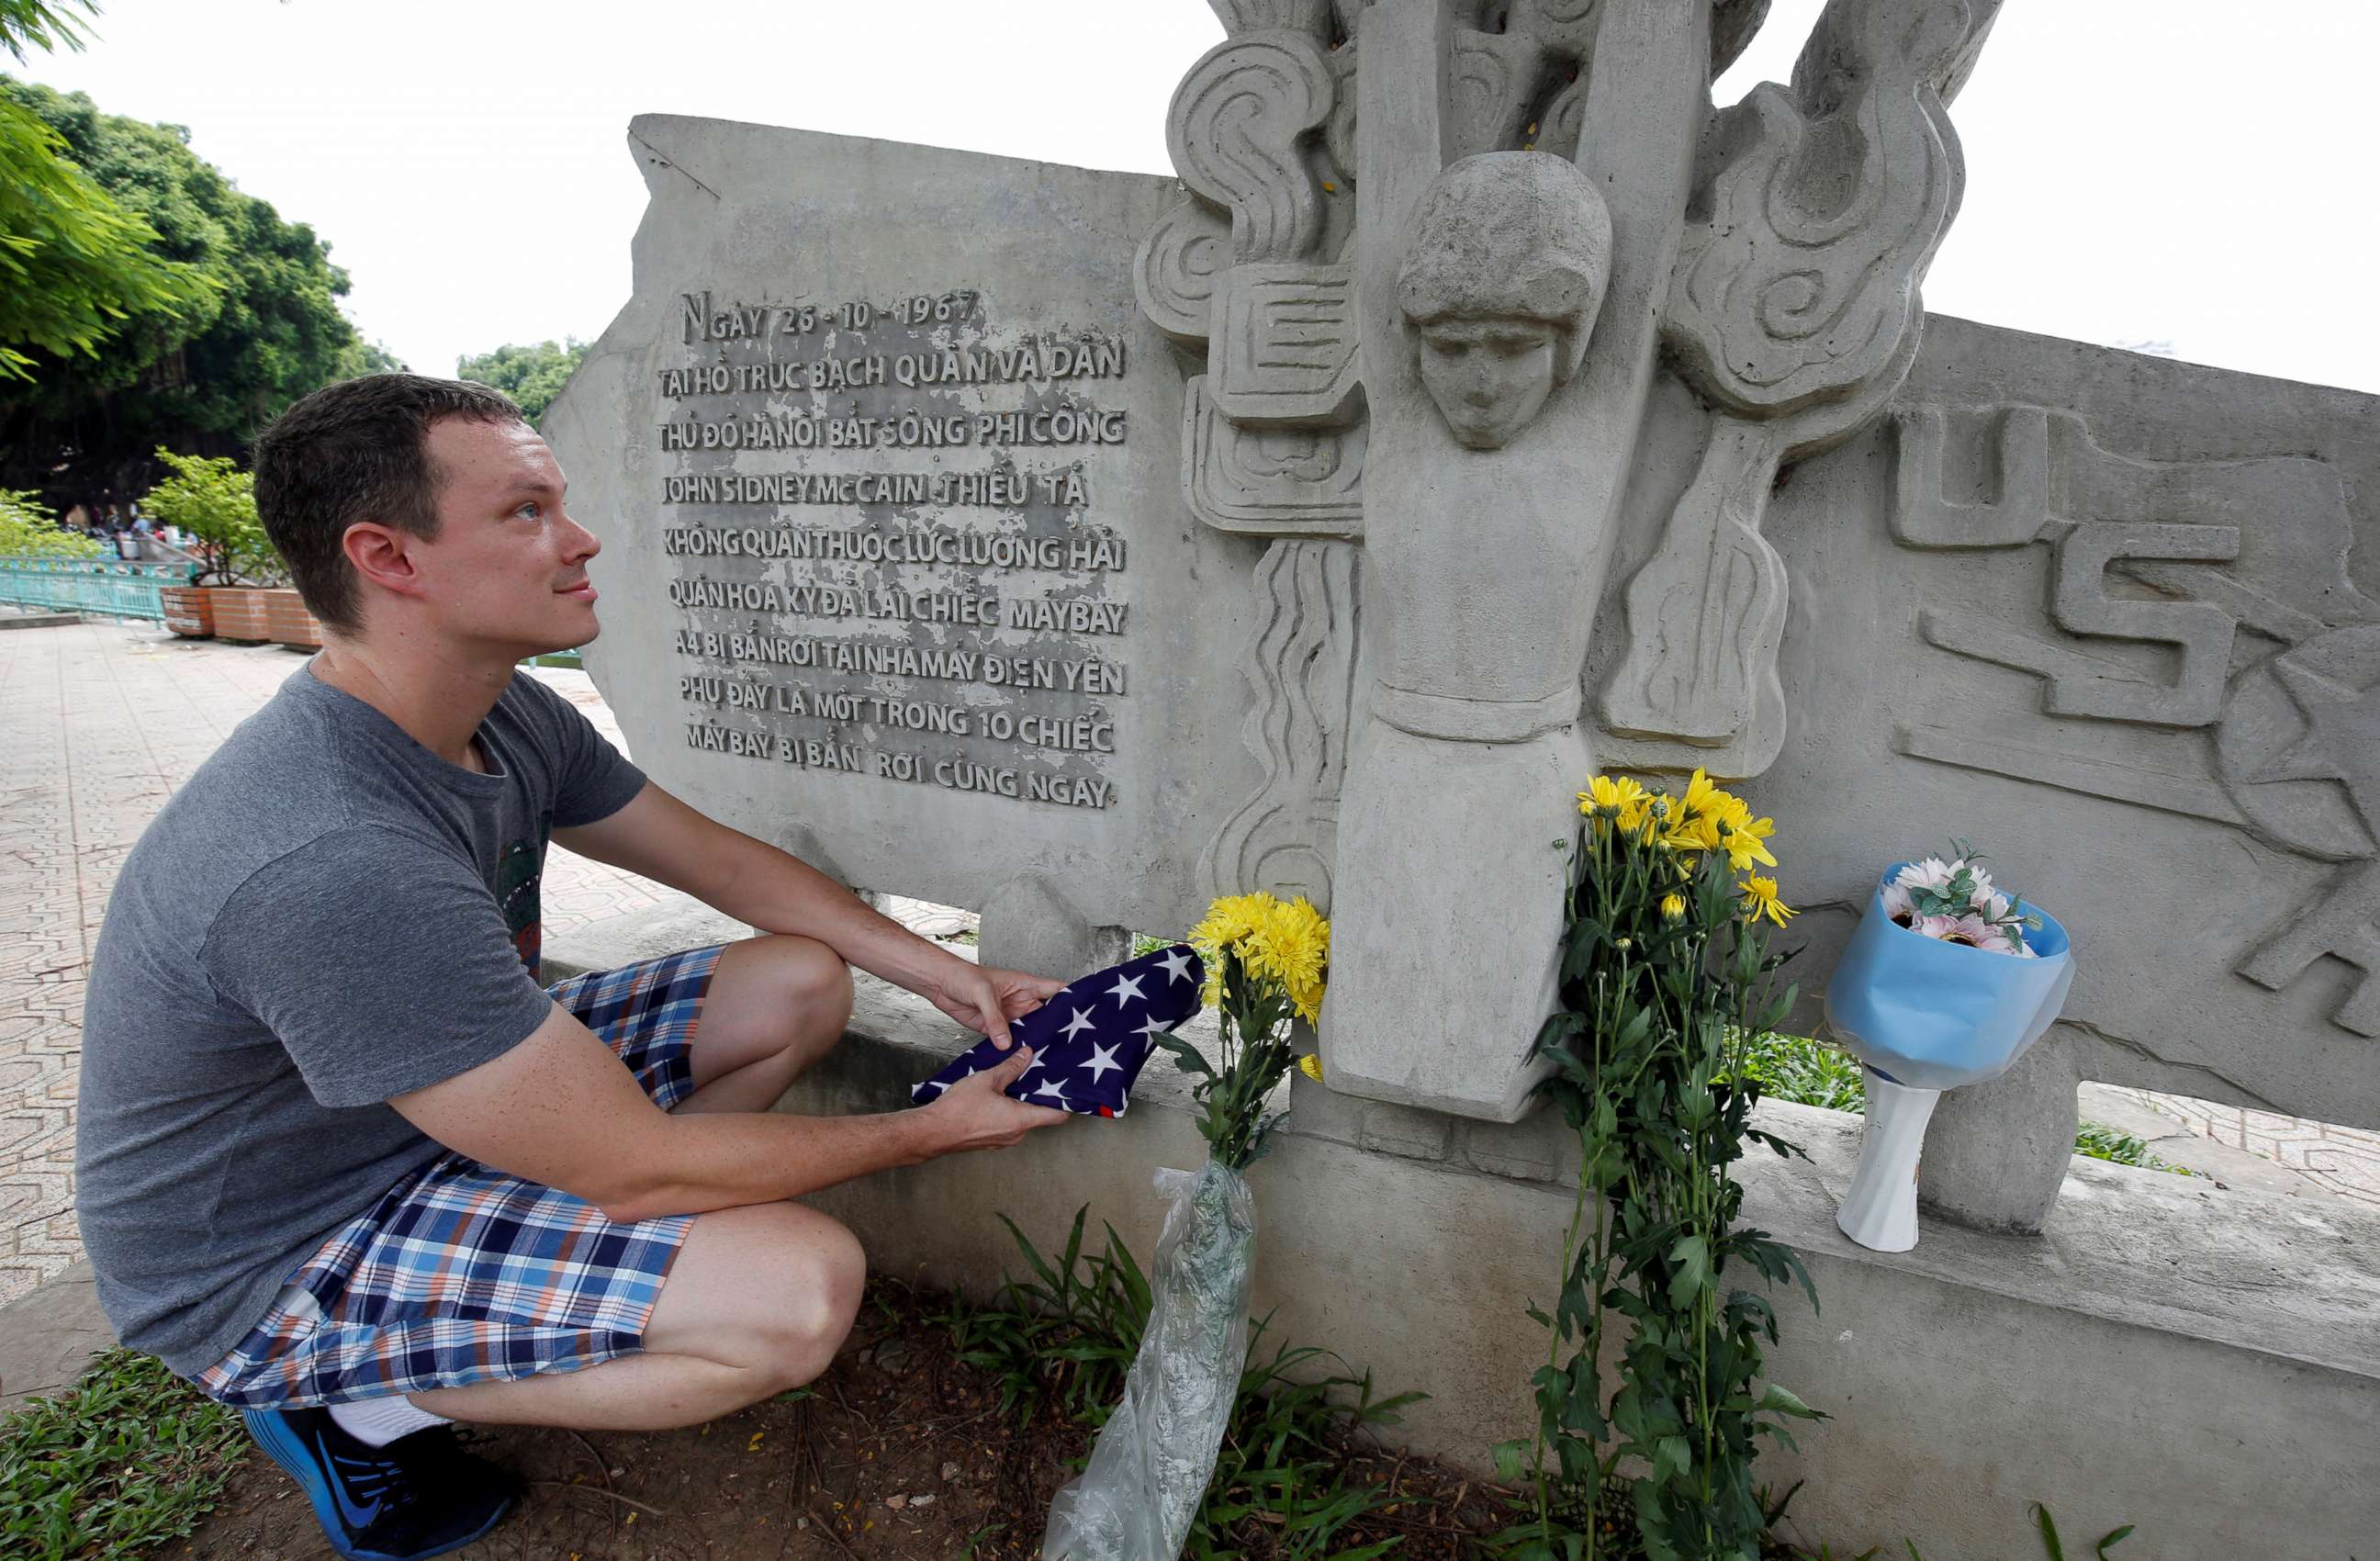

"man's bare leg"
[410,1198,863,1431]
[675,935,854,1115]
[406,937,864,1429]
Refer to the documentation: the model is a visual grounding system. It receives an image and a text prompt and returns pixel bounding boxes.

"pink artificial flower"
[1895,858,1956,894]
[1882,882,1915,924]
[1911,914,1965,942]
[1948,914,2002,949]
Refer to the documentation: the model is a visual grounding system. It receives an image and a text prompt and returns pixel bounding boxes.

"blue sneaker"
[239,1407,517,1561]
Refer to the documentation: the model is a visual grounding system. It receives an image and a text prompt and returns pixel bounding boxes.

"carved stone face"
[1396,152,1614,452]
[1412,318,1563,451]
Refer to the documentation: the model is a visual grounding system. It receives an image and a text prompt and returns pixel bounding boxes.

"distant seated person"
[75,374,1071,1561]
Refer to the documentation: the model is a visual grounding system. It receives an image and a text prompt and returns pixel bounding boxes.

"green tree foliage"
[139,447,276,584]
[0,0,95,56]
[0,2,216,382]
[0,485,101,556]
[0,75,360,506]
[455,338,588,424]
[336,337,407,378]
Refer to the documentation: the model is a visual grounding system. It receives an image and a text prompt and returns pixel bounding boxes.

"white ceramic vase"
[1835,1070,1942,1252]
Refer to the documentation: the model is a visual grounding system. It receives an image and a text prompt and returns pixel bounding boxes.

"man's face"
[1414,318,1561,450]
[405,417,601,657]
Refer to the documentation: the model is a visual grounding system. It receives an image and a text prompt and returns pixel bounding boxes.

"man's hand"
[928,962,1065,1049]
[920,1045,1069,1152]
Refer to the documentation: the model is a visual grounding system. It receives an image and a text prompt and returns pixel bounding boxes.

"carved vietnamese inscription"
[658,287,1137,813]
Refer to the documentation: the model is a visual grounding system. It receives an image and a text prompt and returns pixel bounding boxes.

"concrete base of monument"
[539,901,756,983]
[758,966,2380,1560]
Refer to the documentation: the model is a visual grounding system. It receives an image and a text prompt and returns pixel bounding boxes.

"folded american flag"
[910,943,1205,1117]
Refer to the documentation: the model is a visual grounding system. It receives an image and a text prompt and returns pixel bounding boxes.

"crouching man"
[74,374,1069,1561]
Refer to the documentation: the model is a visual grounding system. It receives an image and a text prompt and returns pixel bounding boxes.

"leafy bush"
[139,449,277,584]
[0,487,100,556]
[1734,1031,1869,1114]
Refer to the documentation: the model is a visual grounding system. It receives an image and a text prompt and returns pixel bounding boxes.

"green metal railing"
[0,556,186,622]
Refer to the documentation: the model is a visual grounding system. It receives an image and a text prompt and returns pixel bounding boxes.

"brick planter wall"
[262,589,323,650]
[206,588,272,641]
[159,586,213,638]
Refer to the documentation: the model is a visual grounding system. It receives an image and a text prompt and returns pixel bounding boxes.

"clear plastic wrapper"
[1040,1159,1255,1561]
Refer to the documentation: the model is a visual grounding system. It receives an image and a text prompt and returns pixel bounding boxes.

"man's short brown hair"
[252,373,525,632]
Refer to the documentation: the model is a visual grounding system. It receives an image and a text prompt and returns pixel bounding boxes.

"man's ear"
[341,522,430,602]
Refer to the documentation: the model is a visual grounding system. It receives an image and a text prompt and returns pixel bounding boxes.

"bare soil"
[165,1283,1512,1561]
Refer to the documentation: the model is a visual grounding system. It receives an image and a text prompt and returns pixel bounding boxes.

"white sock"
[327,1395,453,1449]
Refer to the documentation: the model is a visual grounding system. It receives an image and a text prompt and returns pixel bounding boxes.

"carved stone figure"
[1396,152,1611,451]
[1149,0,1997,1120]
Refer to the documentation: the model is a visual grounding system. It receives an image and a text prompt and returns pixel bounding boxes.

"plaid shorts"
[194,945,724,1409]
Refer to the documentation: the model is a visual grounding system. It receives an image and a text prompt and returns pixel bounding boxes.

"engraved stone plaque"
[543,119,1263,951]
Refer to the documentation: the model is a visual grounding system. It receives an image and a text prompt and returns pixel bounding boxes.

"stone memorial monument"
[542,3,2380,1551]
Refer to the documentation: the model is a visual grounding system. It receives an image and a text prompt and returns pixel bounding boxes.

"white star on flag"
[1082,1041,1122,1082]
[1059,1008,1095,1041]
[1033,1075,1069,1103]
[1158,948,1194,985]
[1108,972,1147,1007]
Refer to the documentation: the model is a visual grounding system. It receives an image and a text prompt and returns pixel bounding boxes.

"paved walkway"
[2,615,2375,1311]
[0,617,695,1306]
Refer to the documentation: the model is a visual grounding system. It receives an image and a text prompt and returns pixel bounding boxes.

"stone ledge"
[542,902,755,983]
[830,971,2380,1376]
[789,966,2380,1558]
[0,1262,113,1412]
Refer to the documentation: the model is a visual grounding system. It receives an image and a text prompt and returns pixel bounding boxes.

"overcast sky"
[17,0,2377,395]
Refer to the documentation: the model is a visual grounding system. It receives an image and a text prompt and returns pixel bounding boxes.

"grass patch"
[1736,1033,2204,1177]
[2072,1121,2206,1178]
[1,1348,249,1561]
[1735,1029,1869,1113]
[936,1208,1422,1557]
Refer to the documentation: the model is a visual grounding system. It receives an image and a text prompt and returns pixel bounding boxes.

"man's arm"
[389,1000,1059,1223]
[555,782,1061,1044]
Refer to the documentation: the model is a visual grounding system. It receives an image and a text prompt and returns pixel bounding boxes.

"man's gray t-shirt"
[76,666,646,1374]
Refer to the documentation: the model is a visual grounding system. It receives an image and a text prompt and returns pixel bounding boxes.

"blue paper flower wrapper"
[1823,864,2076,1091]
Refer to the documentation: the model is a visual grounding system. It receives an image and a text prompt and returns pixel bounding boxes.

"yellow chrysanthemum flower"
[1193,891,1280,1006]
[1191,892,1278,953]
[1668,811,1724,854]
[1249,903,1326,992]
[1196,892,1330,1020]
[1723,812,1779,872]
[1660,892,1686,920]
[1297,1053,1324,1082]
[1681,768,1734,821]
[1577,773,1648,821]
[1740,875,1795,927]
